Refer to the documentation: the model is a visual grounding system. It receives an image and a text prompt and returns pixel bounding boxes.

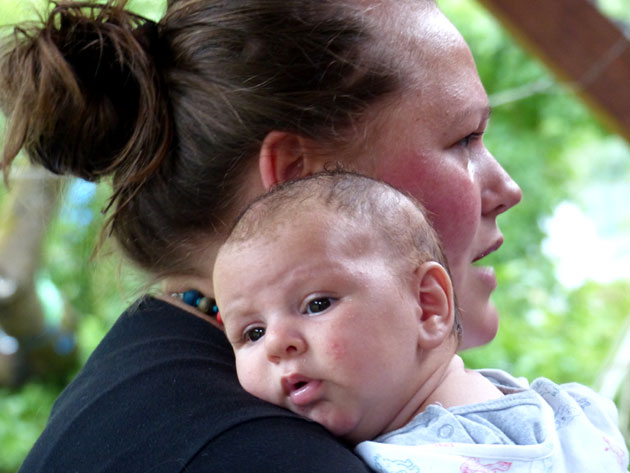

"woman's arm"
[187,416,373,473]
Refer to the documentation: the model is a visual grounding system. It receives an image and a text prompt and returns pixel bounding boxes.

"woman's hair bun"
[1,0,169,184]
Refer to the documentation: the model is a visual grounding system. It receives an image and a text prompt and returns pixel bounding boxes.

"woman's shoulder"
[21,296,371,473]
[51,295,271,424]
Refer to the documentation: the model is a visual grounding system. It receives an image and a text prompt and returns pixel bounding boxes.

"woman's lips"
[473,237,503,263]
[282,374,322,407]
[470,237,502,291]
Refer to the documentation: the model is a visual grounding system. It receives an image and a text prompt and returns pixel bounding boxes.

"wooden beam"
[477,0,630,141]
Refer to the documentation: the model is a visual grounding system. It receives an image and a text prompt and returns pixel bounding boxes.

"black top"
[19,297,371,473]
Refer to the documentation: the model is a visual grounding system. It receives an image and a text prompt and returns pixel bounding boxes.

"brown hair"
[0,0,398,278]
[223,170,463,338]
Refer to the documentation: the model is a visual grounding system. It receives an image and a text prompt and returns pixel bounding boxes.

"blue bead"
[182,290,201,306]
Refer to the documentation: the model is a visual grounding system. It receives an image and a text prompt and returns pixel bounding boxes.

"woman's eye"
[305,297,334,315]
[244,327,265,342]
[458,132,483,147]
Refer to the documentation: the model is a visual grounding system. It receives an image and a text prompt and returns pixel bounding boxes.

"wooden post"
[0,168,78,385]
[477,0,630,141]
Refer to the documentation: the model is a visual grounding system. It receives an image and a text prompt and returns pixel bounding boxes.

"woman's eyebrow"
[449,104,492,127]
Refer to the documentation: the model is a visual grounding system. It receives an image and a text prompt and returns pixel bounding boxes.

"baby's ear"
[258,131,329,189]
[413,262,455,349]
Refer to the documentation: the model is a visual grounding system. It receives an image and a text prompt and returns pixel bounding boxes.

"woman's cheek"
[372,150,480,276]
[427,178,479,254]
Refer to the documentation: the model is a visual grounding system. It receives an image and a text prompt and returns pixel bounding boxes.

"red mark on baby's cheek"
[327,339,348,362]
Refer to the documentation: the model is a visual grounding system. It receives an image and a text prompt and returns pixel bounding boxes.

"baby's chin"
[309,410,368,445]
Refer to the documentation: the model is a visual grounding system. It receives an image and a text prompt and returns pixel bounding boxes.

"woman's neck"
[159,237,225,329]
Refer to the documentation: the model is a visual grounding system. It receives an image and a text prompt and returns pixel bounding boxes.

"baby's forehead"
[221,206,407,270]
[220,182,427,257]
[223,206,368,250]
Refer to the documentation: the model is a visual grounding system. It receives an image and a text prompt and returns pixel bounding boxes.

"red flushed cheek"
[326,338,348,362]
[429,187,478,258]
[375,152,479,266]
[373,152,427,201]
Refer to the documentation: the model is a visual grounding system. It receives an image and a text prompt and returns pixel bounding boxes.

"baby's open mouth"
[281,375,323,406]
[282,374,311,395]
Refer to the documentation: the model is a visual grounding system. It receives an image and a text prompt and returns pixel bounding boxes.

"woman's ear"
[413,262,456,350]
[259,131,329,189]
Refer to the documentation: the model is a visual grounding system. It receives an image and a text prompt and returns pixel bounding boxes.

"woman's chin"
[458,301,499,350]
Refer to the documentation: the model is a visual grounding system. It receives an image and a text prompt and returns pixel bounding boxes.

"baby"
[213,171,629,472]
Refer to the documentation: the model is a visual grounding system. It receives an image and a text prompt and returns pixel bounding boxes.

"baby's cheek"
[326,338,349,363]
[237,357,264,395]
[325,337,368,376]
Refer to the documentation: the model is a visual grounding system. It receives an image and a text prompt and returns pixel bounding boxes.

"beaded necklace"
[171,289,221,323]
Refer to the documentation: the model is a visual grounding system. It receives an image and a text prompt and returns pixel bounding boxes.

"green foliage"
[127,0,166,20]
[598,0,630,20]
[0,0,44,26]
[466,279,630,385]
[0,0,628,471]
[0,0,165,26]
[0,384,57,473]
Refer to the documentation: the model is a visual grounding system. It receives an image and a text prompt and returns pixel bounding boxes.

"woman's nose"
[264,322,306,362]
[481,151,522,217]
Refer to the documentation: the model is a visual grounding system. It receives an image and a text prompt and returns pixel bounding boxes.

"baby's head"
[214,171,461,443]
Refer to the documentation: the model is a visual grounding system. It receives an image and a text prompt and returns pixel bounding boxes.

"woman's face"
[349,4,522,349]
[177,3,521,350]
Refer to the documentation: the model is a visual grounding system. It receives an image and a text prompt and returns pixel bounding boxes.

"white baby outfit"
[355,369,629,473]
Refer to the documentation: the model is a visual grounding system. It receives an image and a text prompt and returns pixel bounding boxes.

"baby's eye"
[305,297,335,315]
[244,327,265,342]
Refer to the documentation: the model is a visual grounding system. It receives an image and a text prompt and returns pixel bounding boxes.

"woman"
[0,0,521,471]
